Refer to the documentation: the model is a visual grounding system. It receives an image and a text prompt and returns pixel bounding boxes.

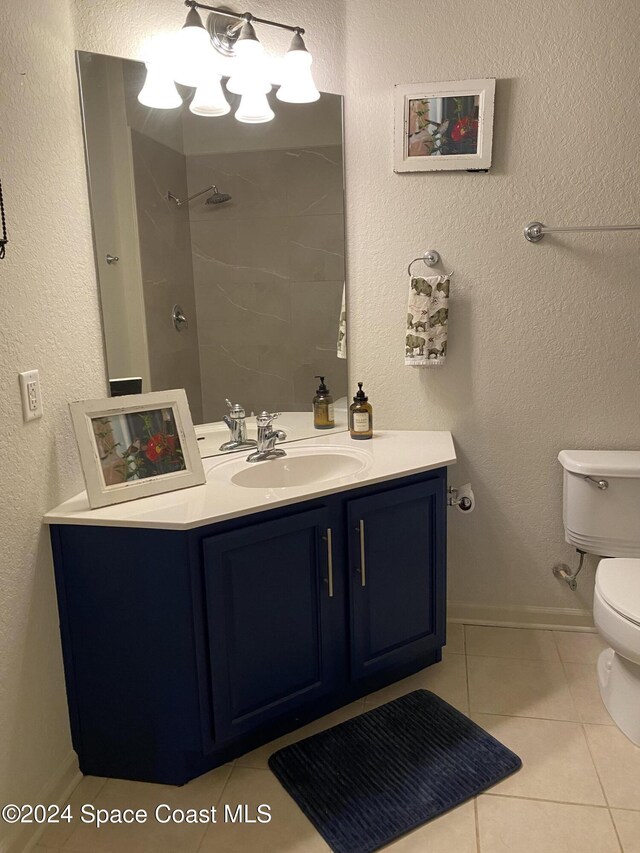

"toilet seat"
[596,559,640,627]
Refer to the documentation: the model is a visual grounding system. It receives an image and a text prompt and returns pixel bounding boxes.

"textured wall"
[344,0,640,616]
[0,0,107,841]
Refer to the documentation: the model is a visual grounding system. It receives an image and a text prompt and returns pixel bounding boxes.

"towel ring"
[407,250,454,278]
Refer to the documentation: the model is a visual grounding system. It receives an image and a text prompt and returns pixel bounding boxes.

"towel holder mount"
[408,250,453,277]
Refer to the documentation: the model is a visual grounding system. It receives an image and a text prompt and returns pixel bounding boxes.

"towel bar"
[524,221,640,243]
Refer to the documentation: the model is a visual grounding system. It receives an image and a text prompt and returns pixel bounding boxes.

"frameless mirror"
[76,50,347,456]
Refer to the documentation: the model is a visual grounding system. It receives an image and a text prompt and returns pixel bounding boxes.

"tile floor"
[35,625,640,853]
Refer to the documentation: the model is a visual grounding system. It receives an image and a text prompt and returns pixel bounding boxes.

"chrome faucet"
[219,399,257,452]
[246,412,287,462]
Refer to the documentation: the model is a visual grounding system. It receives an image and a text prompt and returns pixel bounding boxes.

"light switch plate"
[19,369,43,421]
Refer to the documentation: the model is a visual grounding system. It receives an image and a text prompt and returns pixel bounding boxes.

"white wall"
[0,3,107,850]
[344,0,640,621]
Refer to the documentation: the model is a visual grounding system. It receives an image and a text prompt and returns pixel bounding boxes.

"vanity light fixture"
[226,21,270,95]
[137,1,319,122]
[189,52,230,115]
[173,6,213,86]
[138,62,183,109]
[277,32,320,104]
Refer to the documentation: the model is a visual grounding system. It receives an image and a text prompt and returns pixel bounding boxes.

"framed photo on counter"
[69,389,205,508]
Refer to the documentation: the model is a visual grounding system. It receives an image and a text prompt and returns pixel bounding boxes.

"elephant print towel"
[406,274,450,366]
[337,284,347,360]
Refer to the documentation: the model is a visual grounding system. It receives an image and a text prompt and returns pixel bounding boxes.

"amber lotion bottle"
[349,382,373,440]
[313,375,335,429]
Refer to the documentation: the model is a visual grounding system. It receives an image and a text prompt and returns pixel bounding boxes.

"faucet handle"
[256,411,281,427]
[225,399,245,418]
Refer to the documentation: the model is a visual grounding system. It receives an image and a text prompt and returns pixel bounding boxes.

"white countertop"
[44,430,456,531]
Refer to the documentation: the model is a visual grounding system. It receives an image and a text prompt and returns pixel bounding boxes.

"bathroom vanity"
[45,431,455,784]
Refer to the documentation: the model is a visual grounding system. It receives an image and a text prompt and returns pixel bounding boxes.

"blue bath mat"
[269,689,521,853]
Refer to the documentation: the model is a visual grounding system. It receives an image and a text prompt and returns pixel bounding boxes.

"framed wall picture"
[69,389,205,508]
[394,79,496,172]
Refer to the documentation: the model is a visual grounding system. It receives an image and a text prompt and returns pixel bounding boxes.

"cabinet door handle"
[325,528,334,598]
[359,519,366,587]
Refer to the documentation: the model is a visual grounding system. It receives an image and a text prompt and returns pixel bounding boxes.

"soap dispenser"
[313,376,335,429]
[349,382,373,440]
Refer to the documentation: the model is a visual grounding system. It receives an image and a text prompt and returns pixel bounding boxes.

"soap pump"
[313,376,335,429]
[349,382,373,440]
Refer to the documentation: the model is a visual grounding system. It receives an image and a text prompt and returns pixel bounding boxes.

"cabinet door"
[347,477,445,680]
[203,508,340,742]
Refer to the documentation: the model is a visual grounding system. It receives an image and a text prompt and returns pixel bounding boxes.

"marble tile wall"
[131,130,203,423]
[186,145,347,421]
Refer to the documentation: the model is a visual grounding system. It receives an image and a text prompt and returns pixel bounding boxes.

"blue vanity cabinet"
[50,466,447,785]
[202,507,346,743]
[347,478,446,680]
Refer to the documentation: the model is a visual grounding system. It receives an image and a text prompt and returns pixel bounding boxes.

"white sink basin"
[207,446,371,490]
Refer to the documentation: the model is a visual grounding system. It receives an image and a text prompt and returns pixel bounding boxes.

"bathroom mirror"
[76,50,347,456]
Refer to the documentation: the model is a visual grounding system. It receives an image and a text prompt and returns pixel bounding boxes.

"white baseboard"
[448,602,595,632]
[2,751,81,853]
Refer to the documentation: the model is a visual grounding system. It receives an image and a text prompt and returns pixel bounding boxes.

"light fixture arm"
[183,0,305,35]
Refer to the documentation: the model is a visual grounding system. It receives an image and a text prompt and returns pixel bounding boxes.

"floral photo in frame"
[69,389,205,508]
[394,79,495,172]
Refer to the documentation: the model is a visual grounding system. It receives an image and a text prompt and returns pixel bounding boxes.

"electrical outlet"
[19,369,43,422]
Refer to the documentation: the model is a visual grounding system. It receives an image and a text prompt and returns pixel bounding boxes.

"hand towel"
[337,284,347,359]
[405,274,450,366]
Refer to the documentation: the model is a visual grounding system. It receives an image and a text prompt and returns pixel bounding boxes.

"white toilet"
[560,450,640,745]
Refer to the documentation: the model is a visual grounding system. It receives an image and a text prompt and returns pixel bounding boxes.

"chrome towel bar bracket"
[524,221,640,242]
[407,250,454,278]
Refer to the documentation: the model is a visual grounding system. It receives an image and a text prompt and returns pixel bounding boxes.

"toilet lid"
[597,559,640,624]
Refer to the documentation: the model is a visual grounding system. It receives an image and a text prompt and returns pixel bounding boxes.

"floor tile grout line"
[608,806,626,853]
[465,651,562,663]
[49,776,110,851]
[558,652,615,799]
[194,761,237,853]
[481,790,610,809]
[463,623,606,664]
[463,646,471,716]
[480,791,612,810]
[473,796,481,853]
[580,719,615,810]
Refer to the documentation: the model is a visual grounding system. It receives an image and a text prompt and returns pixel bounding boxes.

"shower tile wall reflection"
[131,130,203,423]
[186,146,346,421]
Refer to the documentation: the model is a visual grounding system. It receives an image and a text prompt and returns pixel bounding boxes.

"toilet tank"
[559,450,640,558]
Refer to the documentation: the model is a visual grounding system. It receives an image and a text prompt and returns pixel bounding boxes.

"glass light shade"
[190,75,230,116]
[226,37,270,95]
[235,90,275,123]
[226,71,271,96]
[277,49,320,103]
[173,9,214,87]
[138,63,183,109]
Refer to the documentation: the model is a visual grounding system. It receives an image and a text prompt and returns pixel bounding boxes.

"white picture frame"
[394,78,496,172]
[69,389,205,509]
